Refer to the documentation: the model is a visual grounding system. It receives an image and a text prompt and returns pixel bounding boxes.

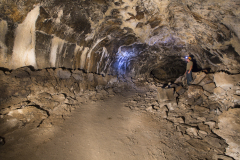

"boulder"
[156,105,168,118]
[10,67,31,78]
[186,127,199,138]
[198,76,214,86]
[52,104,71,115]
[0,118,23,135]
[56,68,71,79]
[193,105,209,113]
[203,135,226,149]
[203,83,216,93]
[167,117,184,124]
[214,72,240,90]
[192,72,206,84]
[205,121,216,130]
[174,76,184,84]
[187,85,204,98]
[0,106,48,135]
[198,130,208,137]
[213,87,226,96]
[157,88,175,102]
[52,94,66,102]
[175,85,186,95]
[87,73,94,82]
[157,88,177,110]
[6,106,48,122]
[198,123,211,134]
[72,74,82,81]
[186,139,211,151]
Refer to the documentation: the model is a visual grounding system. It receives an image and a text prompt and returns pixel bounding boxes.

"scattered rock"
[167,117,184,124]
[198,130,208,137]
[0,67,119,135]
[203,135,225,150]
[156,105,168,118]
[72,70,84,81]
[193,105,209,113]
[52,94,66,102]
[157,88,177,110]
[198,76,214,86]
[205,121,216,130]
[213,87,226,96]
[186,127,199,138]
[192,72,206,84]
[187,85,204,98]
[203,83,216,93]
[175,85,186,95]
[10,67,30,78]
[187,139,211,151]
[56,68,72,79]
[174,76,184,84]
[145,106,154,112]
[213,108,240,159]
[157,88,175,102]
[198,123,211,134]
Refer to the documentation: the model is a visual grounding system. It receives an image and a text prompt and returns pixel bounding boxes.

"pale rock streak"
[11,6,40,69]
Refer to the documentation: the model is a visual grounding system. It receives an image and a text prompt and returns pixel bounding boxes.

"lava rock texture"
[0,0,240,82]
[0,67,120,135]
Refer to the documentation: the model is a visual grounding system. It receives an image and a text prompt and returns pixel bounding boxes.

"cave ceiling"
[0,0,240,81]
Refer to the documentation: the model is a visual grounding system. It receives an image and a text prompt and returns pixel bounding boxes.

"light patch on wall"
[74,45,83,57]
[116,44,137,74]
[0,19,8,66]
[80,47,89,69]
[50,36,65,67]
[11,6,40,69]
[87,37,107,71]
[97,47,108,73]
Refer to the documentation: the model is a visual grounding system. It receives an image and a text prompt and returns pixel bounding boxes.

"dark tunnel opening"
[150,56,186,84]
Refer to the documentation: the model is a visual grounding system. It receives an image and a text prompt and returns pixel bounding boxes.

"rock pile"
[0,67,121,136]
[125,71,240,159]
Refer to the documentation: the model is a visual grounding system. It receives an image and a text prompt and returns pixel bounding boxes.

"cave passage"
[0,0,240,160]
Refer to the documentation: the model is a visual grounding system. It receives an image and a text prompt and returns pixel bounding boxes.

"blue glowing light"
[116,47,137,74]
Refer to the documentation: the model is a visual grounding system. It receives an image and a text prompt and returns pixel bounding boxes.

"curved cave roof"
[0,0,240,82]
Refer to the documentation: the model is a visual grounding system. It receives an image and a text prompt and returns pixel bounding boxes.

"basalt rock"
[0,0,240,82]
[0,67,120,135]
[213,108,240,159]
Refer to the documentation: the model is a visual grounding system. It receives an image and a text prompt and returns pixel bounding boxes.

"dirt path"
[0,89,213,160]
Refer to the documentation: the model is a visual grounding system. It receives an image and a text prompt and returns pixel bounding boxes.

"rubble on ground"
[1,67,240,159]
[0,67,123,135]
[125,71,240,160]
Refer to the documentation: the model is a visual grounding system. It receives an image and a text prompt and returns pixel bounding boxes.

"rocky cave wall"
[0,66,120,135]
[0,0,240,81]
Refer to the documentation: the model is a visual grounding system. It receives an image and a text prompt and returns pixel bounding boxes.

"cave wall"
[0,0,240,80]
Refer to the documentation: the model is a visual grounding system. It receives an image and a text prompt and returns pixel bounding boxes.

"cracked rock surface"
[0,0,240,81]
[0,68,240,160]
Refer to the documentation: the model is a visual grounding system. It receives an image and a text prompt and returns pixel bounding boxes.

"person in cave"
[185,56,193,85]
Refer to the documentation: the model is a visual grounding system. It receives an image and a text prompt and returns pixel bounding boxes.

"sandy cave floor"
[0,88,219,160]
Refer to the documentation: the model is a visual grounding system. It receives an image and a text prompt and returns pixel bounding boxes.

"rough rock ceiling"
[0,0,240,81]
